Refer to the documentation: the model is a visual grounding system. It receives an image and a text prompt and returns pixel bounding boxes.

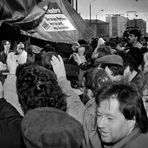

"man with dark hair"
[81,68,111,105]
[15,41,27,64]
[123,47,145,92]
[95,82,148,148]
[4,53,67,115]
[16,63,67,114]
[128,28,143,49]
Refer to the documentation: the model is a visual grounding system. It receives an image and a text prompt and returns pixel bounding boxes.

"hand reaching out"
[51,55,66,79]
[72,53,83,65]
[6,52,18,75]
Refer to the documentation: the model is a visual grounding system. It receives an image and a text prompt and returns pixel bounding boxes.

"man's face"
[128,34,137,44]
[97,97,134,144]
[16,42,24,54]
[4,41,11,52]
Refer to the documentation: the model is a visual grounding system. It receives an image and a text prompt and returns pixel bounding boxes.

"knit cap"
[22,107,84,148]
[94,54,123,67]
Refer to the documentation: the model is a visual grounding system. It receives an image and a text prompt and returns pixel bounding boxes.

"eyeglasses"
[4,43,10,45]
[19,48,24,50]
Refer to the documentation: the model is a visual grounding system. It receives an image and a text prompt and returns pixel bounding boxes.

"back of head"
[92,45,111,60]
[22,107,84,148]
[83,68,111,94]
[123,47,143,71]
[78,39,88,45]
[95,82,148,133]
[41,51,58,70]
[42,43,55,52]
[16,63,67,114]
[105,40,116,49]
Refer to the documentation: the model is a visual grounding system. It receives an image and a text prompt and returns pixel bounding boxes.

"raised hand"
[72,53,83,65]
[51,55,66,79]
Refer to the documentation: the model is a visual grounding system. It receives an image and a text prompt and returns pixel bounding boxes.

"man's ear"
[135,36,138,41]
[87,89,94,98]
[127,119,136,133]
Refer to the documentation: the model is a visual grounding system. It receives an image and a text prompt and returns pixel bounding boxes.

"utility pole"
[75,0,78,12]
[89,0,96,26]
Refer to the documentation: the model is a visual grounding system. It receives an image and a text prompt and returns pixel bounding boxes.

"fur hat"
[22,107,84,148]
[94,54,123,67]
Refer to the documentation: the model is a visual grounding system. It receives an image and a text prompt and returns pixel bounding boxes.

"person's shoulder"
[83,99,97,122]
[136,42,143,49]
[136,132,148,145]
[85,98,96,112]
[128,132,148,148]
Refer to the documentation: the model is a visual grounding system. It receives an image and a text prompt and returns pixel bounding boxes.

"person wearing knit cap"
[94,54,123,67]
[22,107,84,148]
[94,54,124,81]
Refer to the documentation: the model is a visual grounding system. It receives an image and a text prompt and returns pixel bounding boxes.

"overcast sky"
[77,0,148,31]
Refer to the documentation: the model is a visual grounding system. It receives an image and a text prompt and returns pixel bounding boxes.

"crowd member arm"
[51,55,85,124]
[0,81,24,148]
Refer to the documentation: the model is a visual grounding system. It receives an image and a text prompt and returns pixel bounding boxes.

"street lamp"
[89,0,96,26]
[96,9,104,21]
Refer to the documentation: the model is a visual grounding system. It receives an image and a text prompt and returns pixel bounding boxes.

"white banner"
[40,13,76,32]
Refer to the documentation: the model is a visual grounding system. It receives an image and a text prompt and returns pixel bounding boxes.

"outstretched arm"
[51,55,85,123]
[0,80,23,148]
[3,52,23,116]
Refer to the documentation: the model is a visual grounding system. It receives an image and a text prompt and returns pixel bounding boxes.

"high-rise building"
[85,19,109,40]
[106,14,127,38]
[127,19,147,37]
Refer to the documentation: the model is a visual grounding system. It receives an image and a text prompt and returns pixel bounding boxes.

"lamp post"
[89,0,96,26]
[96,9,104,21]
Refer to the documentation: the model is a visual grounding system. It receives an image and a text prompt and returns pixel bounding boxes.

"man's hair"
[105,40,116,49]
[95,82,148,133]
[95,45,111,58]
[82,68,111,104]
[83,68,111,93]
[129,29,141,41]
[16,63,67,114]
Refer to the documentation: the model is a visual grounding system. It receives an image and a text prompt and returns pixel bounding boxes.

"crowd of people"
[0,28,148,148]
